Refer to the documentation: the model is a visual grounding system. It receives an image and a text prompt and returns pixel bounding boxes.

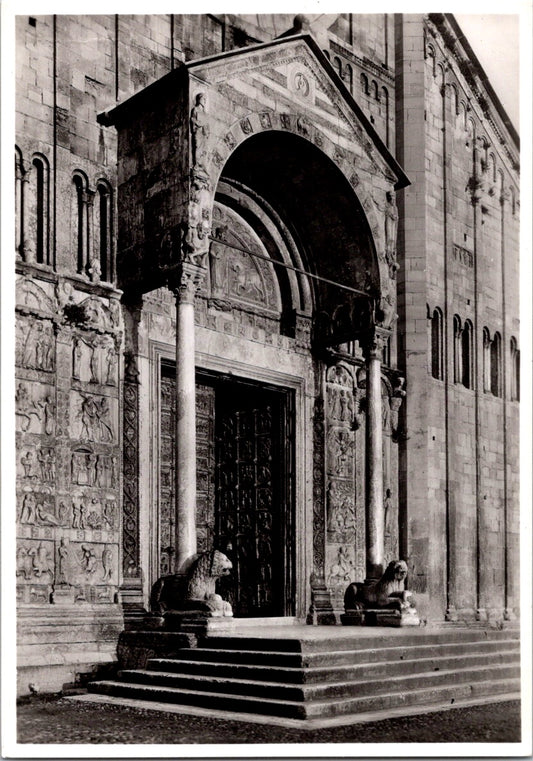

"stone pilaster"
[364,327,389,580]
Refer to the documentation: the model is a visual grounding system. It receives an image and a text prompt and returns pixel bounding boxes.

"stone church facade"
[15,13,519,694]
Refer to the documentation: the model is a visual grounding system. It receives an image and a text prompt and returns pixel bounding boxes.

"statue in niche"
[39,395,55,436]
[190,92,209,171]
[56,537,69,585]
[209,241,226,293]
[87,453,98,486]
[373,191,399,277]
[88,258,101,283]
[72,337,82,380]
[105,343,117,386]
[89,341,99,384]
[102,546,113,581]
[57,502,69,526]
[20,493,37,524]
[80,545,97,574]
[384,488,393,540]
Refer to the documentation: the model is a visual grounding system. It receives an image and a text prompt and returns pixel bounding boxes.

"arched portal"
[102,32,408,623]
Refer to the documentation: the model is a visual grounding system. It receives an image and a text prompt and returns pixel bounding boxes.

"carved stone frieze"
[16,316,55,372]
[16,539,54,582]
[15,382,55,436]
[70,391,116,444]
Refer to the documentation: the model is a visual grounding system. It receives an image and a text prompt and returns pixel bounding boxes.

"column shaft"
[175,285,197,572]
[366,346,384,579]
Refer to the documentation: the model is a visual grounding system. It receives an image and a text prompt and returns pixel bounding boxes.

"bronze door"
[214,379,294,618]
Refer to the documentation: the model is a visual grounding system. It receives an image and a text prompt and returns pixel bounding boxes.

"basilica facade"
[15,13,519,694]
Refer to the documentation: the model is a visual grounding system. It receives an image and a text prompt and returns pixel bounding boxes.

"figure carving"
[79,394,114,443]
[102,546,113,581]
[56,537,69,585]
[344,560,418,615]
[80,544,97,574]
[35,499,60,526]
[190,93,209,170]
[22,321,54,371]
[21,451,38,479]
[327,546,355,588]
[20,493,37,524]
[15,383,41,432]
[150,549,233,617]
[72,337,82,380]
[104,343,117,386]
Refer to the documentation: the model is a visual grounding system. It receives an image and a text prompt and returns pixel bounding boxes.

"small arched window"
[461,320,474,389]
[489,153,497,184]
[490,332,502,397]
[483,327,491,392]
[333,56,342,79]
[453,315,462,384]
[31,154,50,266]
[344,63,353,93]
[97,181,113,283]
[381,86,390,147]
[450,83,459,115]
[72,172,89,275]
[430,307,444,380]
[372,80,379,100]
[360,72,369,95]
[510,337,520,401]
[323,49,331,61]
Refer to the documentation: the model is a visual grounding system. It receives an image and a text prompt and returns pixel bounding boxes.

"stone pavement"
[16,695,521,744]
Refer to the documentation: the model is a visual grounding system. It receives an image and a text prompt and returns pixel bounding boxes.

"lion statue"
[150,549,233,617]
[344,560,416,613]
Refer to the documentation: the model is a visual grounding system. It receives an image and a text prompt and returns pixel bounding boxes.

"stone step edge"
[146,650,520,678]
[116,662,520,694]
[87,678,521,718]
[70,691,521,729]
[161,638,521,662]
[198,631,521,653]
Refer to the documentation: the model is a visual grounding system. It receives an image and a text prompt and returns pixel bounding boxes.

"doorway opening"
[159,362,295,617]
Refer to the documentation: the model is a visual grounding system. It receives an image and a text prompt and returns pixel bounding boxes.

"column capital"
[363,326,391,360]
[171,261,207,305]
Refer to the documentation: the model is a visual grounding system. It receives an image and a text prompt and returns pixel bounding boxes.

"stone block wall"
[396,14,519,621]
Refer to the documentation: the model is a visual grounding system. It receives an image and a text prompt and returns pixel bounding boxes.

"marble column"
[174,265,202,573]
[365,328,388,580]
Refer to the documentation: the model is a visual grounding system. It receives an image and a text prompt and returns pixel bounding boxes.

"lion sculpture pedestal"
[145,549,233,632]
[341,560,420,627]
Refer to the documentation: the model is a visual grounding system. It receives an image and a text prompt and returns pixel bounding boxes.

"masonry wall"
[396,14,520,622]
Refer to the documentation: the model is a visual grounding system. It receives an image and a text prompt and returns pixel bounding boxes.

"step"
[304,677,522,719]
[148,637,520,670]
[116,662,519,702]
[146,649,519,684]
[87,675,521,721]
[200,627,519,654]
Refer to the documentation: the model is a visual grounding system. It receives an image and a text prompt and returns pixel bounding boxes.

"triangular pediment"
[186,34,408,190]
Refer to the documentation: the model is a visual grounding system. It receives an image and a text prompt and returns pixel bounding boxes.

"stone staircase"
[87,626,520,723]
